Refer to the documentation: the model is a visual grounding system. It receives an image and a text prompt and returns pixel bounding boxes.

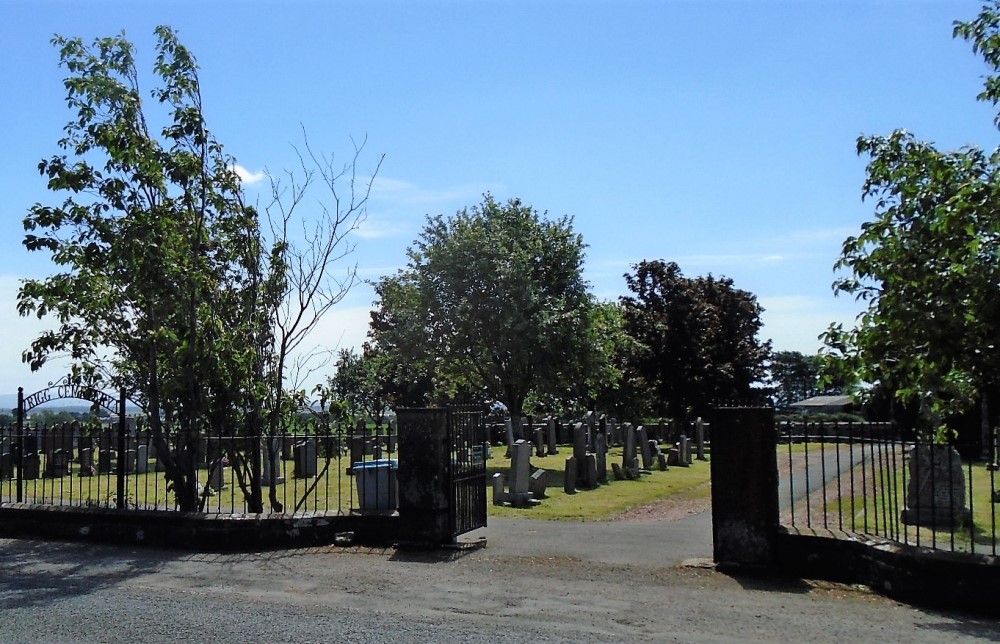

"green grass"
[782,441,1000,554]
[2,447,714,521]
[486,446,712,521]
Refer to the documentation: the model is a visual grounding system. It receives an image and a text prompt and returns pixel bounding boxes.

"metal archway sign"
[15,378,131,507]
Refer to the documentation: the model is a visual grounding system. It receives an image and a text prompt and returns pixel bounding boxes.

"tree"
[769,351,823,410]
[620,260,771,421]
[823,3,1000,444]
[368,194,593,417]
[18,27,378,511]
[330,346,392,425]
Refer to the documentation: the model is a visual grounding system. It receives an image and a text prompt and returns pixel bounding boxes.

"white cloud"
[353,214,410,240]
[368,176,486,207]
[232,164,266,185]
[758,295,864,355]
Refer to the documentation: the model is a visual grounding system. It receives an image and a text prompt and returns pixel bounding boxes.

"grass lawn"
[486,445,712,521]
[779,440,1000,554]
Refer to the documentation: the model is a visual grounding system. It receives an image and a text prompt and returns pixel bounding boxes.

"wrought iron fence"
[778,420,999,557]
[0,419,399,517]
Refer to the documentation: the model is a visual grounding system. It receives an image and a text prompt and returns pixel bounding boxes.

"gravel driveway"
[0,508,997,643]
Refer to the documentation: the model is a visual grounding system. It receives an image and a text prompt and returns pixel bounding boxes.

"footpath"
[1,511,998,642]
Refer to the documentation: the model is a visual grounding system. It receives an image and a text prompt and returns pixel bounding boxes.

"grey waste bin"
[353,458,398,512]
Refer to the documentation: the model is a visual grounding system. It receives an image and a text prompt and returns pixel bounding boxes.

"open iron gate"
[447,406,488,538]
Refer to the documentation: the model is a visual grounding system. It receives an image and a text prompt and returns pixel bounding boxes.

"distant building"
[788,395,855,415]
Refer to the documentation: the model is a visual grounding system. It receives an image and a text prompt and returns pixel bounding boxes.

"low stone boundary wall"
[0,504,400,551]
[774,528,1000,616]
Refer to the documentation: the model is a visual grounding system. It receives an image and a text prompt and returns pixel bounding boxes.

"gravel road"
[1,510,997,643]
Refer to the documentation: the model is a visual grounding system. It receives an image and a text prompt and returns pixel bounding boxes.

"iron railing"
[0,420,398,517]
[778,420,999,557]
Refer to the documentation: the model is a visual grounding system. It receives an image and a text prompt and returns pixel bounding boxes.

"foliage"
[620,260,771,421]
[18,28,376,511]
[329,347,392,424]
[368,194,594,417]
[769,350,824,410]
[823,3,1000,441]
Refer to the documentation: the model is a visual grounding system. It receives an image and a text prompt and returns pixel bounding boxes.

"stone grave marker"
[77,447,94,476]
[509,440,533,507]
[135,444,149,474]
[529,468,548,499]
[695,417,707,460]
[637,425,653,471]
[262,437,284,485]
[294,439,318,478]
[546,417,559,455]
[492,472,508,506]
[564,456,577,494]
[623,422,637,470]
[595,432,608,484]
[533,427,546,458]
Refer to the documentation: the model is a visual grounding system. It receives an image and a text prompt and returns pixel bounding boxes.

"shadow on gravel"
[915,613,1000,639]
[0,538,172,611]
[717,569,815,595]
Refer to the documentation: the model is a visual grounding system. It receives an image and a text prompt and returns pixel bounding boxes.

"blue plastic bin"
[353,458,398,512]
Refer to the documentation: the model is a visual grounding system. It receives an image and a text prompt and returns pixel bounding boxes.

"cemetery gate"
[15,381,131,508]
[447,405,488,538]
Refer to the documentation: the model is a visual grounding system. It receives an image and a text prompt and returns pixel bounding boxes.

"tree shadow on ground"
[0,537,174,611]
[914,610,1000,638]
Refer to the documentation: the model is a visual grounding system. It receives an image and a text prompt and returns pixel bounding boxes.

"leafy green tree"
[330,347,392,425]
[18,28,376,511]
[620,260,771,421]
[769,351,823,410]
[368,194,593,417]
[824,3,1000,445]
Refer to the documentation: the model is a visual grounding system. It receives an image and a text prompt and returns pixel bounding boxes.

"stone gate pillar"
[710,404,778,569]
[395,408,451,544]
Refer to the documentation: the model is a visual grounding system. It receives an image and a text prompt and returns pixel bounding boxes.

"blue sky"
[2,0,998,396]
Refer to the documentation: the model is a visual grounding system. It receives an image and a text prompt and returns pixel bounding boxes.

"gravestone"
[637,425,653,471]
[135,444,149,474]
[22,452,41,480]
[623,423,637,470]
[509,440,533,507]
[350,434,367,469]
[208,459,227,492]
[594,432,608,485]
[45,449,71,478]
[123,449,137,474]
[387,421,398,454]
[504,418,515,457]
[97,449,114,474]
[533,427,546,458]
[557,421,571,445]
[564,456,577,494]
[901,444,972,527]
[611,462,626,481]
[294,439,317,478]
[262,437,284,485]
[0,438,12,480]
[529,468,549,499]
[77,447,94,476]
[695,417,707,460]
[677,435,690,467]
[583,453,598,489]
[546,417,559,455]
[572,422,588,482]
[492,472,508,506]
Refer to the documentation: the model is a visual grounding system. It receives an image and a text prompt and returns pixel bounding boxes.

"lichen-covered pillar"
[396,408,451,544]
[710,405,778,569]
